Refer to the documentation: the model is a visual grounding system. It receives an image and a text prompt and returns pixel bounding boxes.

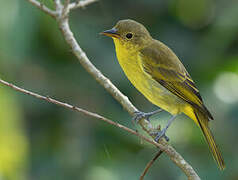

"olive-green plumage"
[102,19,225,170]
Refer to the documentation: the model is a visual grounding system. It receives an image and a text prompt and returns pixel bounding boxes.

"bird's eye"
[126,33,133,39]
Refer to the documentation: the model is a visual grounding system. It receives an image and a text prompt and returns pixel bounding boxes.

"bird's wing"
[139,40,213,119]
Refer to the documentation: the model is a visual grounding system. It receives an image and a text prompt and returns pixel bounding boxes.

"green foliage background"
[0,0,238,179]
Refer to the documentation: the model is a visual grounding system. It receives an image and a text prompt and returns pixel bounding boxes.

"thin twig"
[0,78,164,150]
[140,150,163,180]
[27,0,56,18]
[69,0,98,10]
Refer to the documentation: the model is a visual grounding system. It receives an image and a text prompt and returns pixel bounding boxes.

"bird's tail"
[192,108,225,170]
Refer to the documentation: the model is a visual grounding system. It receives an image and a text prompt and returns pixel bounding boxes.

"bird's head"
[101,19,152,50]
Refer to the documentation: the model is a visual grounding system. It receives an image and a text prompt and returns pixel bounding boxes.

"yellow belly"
[114,40,187,115]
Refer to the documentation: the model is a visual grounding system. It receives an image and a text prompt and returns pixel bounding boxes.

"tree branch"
[18,0,201,179]
[140,150,163,180]
[27,0,57,18]
[0,78,161,148]
[69,0,98,10]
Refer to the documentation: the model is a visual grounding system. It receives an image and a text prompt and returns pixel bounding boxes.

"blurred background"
[0,0,237,179]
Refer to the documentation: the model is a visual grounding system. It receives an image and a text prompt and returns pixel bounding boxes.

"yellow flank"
[102,19,225,170]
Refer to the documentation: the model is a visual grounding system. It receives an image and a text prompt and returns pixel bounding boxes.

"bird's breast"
[113,40,185,115]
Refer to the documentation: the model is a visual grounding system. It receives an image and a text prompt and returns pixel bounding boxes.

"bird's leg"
[153,115,177,142]
[133,109,163,123]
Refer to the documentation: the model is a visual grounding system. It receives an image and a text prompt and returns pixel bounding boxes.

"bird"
[101,19,225,170]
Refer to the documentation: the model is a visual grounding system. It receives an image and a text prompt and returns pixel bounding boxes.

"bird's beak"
[101,28,120,38]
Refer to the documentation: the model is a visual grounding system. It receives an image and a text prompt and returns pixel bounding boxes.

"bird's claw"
[133,111,151,123]
[153,128,169,142]
[133,109,163,124]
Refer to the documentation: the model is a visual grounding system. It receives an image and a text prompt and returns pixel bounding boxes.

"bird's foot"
[133,111,152,123]
[153,115,177,142]
[133,109,162,124]
[152,128,170,142]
